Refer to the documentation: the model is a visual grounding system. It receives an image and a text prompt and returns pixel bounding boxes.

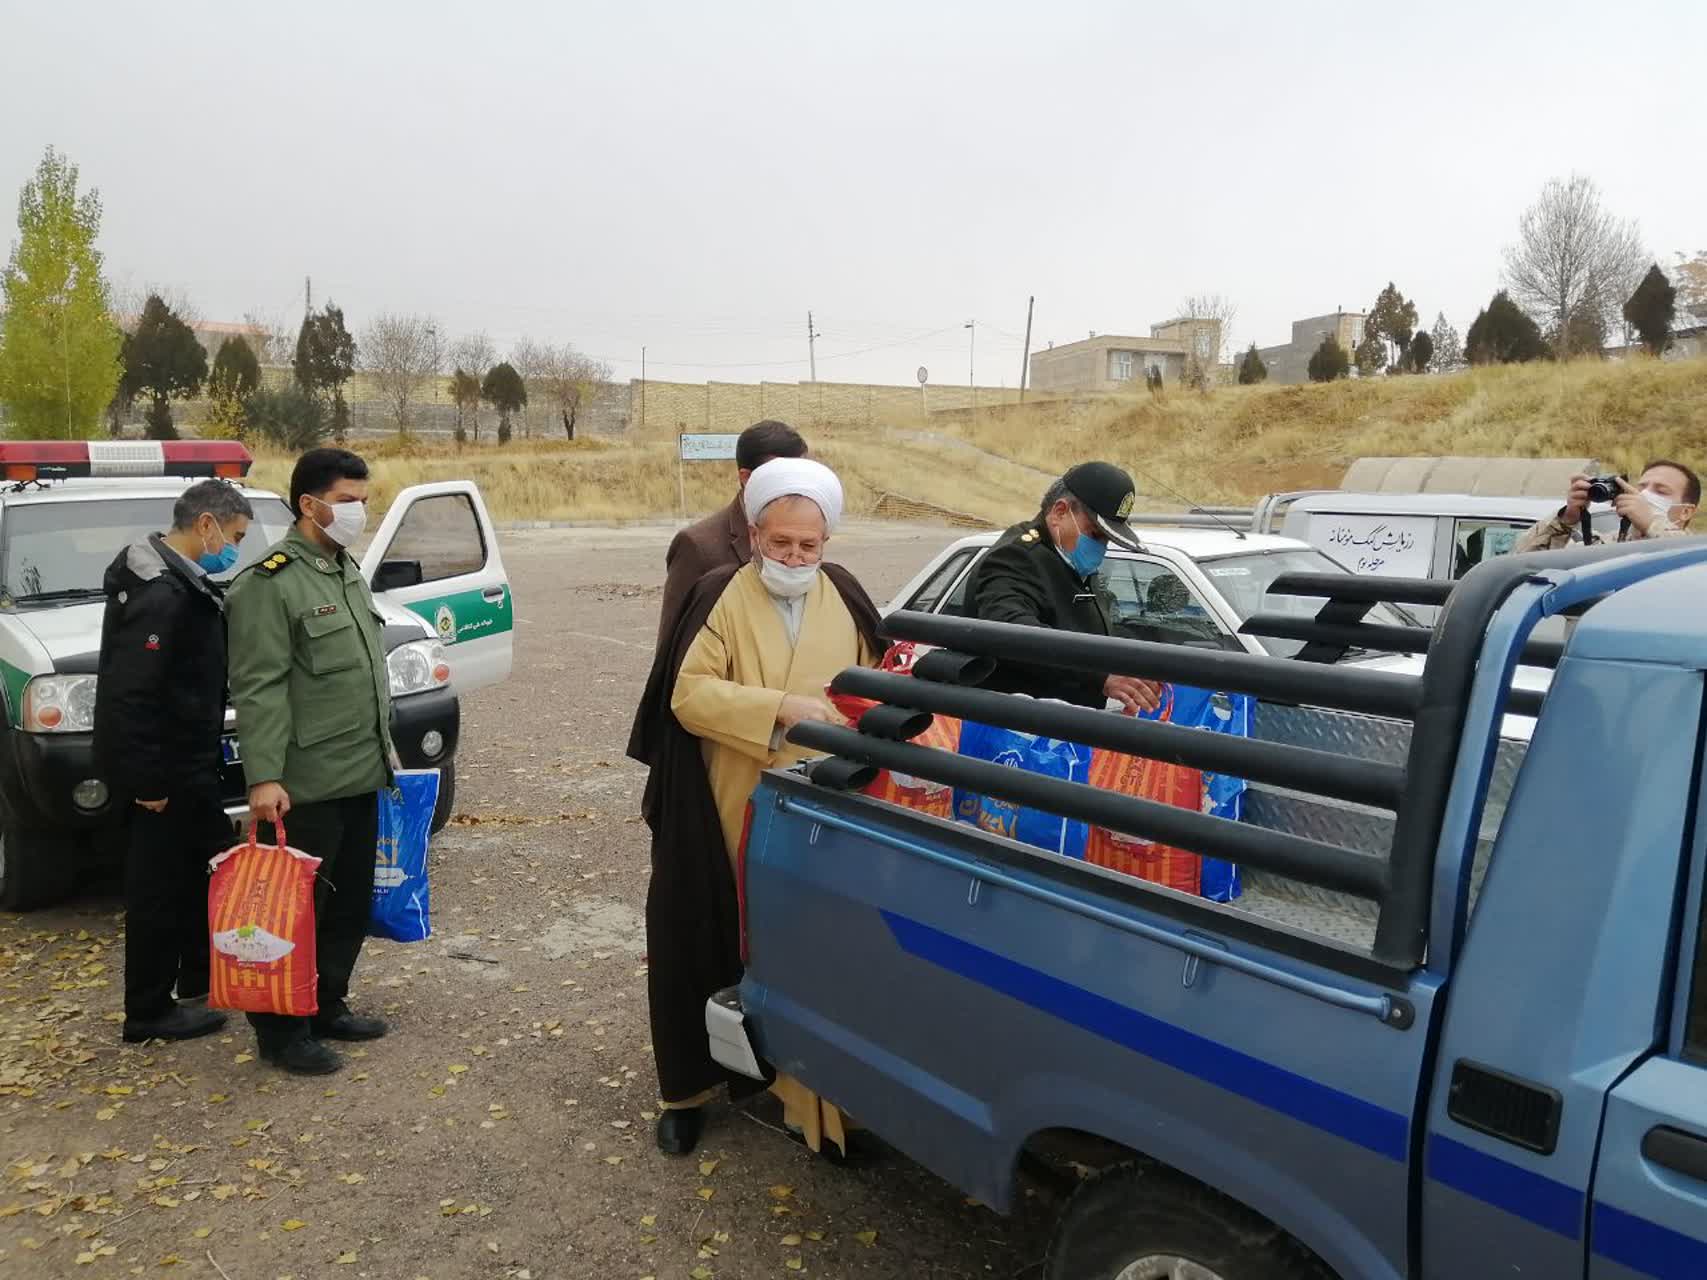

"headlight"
[387,640,451,697]
[22,674,98,733]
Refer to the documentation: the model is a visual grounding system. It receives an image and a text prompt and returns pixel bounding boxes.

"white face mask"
[1641,489,1674,518]
[758,556,819,599]
[310,496,367,548]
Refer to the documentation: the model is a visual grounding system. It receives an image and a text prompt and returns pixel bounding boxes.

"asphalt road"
[0,520,1066,1280]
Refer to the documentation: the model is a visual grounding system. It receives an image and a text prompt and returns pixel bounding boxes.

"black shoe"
[786,1124,887,1166]
[655,1107,705,1155]
[261,1037,343,1076]
[122,1004,227,1044]
[311,1006,388,1041]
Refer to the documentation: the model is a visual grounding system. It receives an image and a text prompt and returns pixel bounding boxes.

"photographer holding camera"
[1515,460,1700,552]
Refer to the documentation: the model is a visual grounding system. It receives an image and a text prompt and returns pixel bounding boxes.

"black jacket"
[93,535,227,798]
[965,519,1113,707]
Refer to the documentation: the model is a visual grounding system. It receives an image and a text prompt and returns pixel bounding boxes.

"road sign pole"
[677,434,687,524]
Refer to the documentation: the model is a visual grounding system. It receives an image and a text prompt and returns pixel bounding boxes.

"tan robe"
[669,562,874,1152]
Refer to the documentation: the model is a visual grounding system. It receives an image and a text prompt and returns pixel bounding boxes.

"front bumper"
[0,726,123,838]
[706,986,767,1081]
[220,686,461,828]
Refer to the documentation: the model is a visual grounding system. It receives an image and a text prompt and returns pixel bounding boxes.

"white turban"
[743,457,843,532]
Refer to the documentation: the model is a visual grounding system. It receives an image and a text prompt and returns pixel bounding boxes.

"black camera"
[1585,474,1625,504]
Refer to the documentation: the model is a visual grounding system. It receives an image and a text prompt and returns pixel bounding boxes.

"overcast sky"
[2,0,1701,386]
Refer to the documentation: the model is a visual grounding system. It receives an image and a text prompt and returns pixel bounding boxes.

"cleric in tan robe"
[626,457,881,1159]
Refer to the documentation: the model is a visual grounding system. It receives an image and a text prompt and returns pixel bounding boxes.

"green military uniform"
[965,518,1114,707]
[224,526,393,1055]
[225,527,393,802]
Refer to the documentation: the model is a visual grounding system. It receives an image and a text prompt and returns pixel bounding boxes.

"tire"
[429,762,456,835]
[1045,1163,1335,1280]
[0,822,77,912]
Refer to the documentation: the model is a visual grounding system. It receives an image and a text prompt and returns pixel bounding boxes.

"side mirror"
[372,559,424,592]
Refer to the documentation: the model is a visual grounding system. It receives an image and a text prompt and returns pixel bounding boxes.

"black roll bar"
[788,722,1390,902]
[832,666,1404,811]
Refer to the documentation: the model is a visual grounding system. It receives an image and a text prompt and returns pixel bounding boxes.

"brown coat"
[654,494,750,648]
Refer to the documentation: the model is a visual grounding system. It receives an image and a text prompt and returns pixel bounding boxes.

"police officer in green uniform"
[225,448,393,1076]
[966,461,1163,713]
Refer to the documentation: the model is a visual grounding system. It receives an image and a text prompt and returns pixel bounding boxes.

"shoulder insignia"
[1020,530,1037,543]
[255,551,292,576]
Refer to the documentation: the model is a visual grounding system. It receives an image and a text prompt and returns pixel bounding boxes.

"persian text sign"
[1311,513,1436,578]
[679,433,739,462]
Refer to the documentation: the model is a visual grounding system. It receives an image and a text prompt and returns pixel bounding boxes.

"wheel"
[429,763,456,835]
[0,822,77,911]
[1045,1163,1334,1280]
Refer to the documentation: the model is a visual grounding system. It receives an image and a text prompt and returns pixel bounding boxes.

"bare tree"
[537,344,612,440]
[447,331,496,439]
[112,280,201,332]
[1176,294,1237,390]
[510,337,552,437]
[359,312,443,435]
[1503,175,1646,359]
[243,309,299,367]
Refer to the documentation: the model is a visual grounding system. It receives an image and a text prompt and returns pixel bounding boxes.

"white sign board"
[678,433,739,462]
[1310,512,1437,578]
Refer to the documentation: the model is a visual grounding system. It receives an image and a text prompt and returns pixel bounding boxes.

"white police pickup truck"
[0,440,514,909]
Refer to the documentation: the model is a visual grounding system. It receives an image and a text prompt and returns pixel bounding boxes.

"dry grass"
[242,357,1707,524]
[938,356,1707,506]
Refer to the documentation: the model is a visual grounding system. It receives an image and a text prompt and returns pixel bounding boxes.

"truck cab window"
[1687,882,1707,1065]
[1452,519,1525,580]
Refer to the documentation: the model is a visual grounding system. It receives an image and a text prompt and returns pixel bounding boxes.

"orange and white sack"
[206,831,322,1016]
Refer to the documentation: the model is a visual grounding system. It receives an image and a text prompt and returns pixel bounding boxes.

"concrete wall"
[629,378,1032,433]
[1030,336,1189,393]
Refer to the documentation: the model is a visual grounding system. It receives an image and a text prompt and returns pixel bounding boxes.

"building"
[1256,310,1367,384]
[1027,317,1221,393]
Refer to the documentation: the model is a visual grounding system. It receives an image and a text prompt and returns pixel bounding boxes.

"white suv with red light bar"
[0,440,515,910]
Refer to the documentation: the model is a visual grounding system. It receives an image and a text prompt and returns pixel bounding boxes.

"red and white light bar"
[0,441,253,484]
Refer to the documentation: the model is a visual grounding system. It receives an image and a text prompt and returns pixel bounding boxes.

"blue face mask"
[197,528,240,575]
[1063,526,1107,577]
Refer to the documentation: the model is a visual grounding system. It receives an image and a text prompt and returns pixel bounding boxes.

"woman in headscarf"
[626,457,882,1158]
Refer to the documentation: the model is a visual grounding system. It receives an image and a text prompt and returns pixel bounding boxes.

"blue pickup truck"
[706,538,1707,1279]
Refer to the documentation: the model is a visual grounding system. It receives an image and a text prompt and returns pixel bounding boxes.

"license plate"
[221,736,241,766]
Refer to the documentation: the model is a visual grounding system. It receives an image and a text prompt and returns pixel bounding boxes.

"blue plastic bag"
[370,768,441,942]
[1139,685,1250,901]
[954,720,1090,859]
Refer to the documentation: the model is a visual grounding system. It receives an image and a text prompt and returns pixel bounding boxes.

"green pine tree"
[1236,343,1267,385]
[0,147,123,438]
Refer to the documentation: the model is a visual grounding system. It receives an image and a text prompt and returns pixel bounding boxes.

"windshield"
[1197,548,1421,659]
[1,495,295,606]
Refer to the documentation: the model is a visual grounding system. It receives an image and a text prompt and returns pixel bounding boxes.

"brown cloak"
[625,561,883,1104]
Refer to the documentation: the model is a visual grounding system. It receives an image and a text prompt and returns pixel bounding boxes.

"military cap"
[1062,461,1142,551]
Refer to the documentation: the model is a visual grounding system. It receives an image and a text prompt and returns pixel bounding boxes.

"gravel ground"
[0,521,1063,1280]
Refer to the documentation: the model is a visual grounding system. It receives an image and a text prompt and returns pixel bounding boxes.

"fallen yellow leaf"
[698,1159,720,1176]
[233,1053,254,1064]
[781,1233,803,1246]
[696,1187,715,1201]
[192,1228,211,1239]
[281,1219,308,1232]
[337,1173,365,1185]
[770,1185,794,1200]
[785,1259,804,1273]
[447,1064,469,1075]
[855,1230,878,1247]
[336,1251,358,1264]
[639,1214,657,1227]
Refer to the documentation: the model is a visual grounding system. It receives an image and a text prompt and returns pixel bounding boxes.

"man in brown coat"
[654,420,808,647]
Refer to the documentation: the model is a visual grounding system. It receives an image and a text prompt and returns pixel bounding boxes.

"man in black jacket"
[966,462,1163,712]
[95,480,254,1043]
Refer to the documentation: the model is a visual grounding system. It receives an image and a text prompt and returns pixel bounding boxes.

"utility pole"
[640,346,647,431]
[1019,296,1034,402]
[964,320,976,413]
[807,311,819,382]
[304,276,312,318]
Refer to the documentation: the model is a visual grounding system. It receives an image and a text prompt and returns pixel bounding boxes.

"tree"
[1503,174,1646,359]
[449,368,481,445]
[448,331,495,441]
[1623,265,1677,356]
[243,310,298,366]
[1556,305,1607,359]
[209,335,261,401]
[482,361,526,445]
[121,294,207,439]
[244,384,329,451]
[1406,330,1435,373]
[360,313,442,436]
[1365,282,1420,372]
[1427,312,1465,373]
[1174,294,1236,391]
[1236,343,1267,385]
[1676,250,1707,321]
[1465,290,1548,365]
[1354,326,1387,377]
[509,337,552,436]
[293,303,356,439]
[537,343,610,440]
[0,147,123,438]
[1307,335,1349,383]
